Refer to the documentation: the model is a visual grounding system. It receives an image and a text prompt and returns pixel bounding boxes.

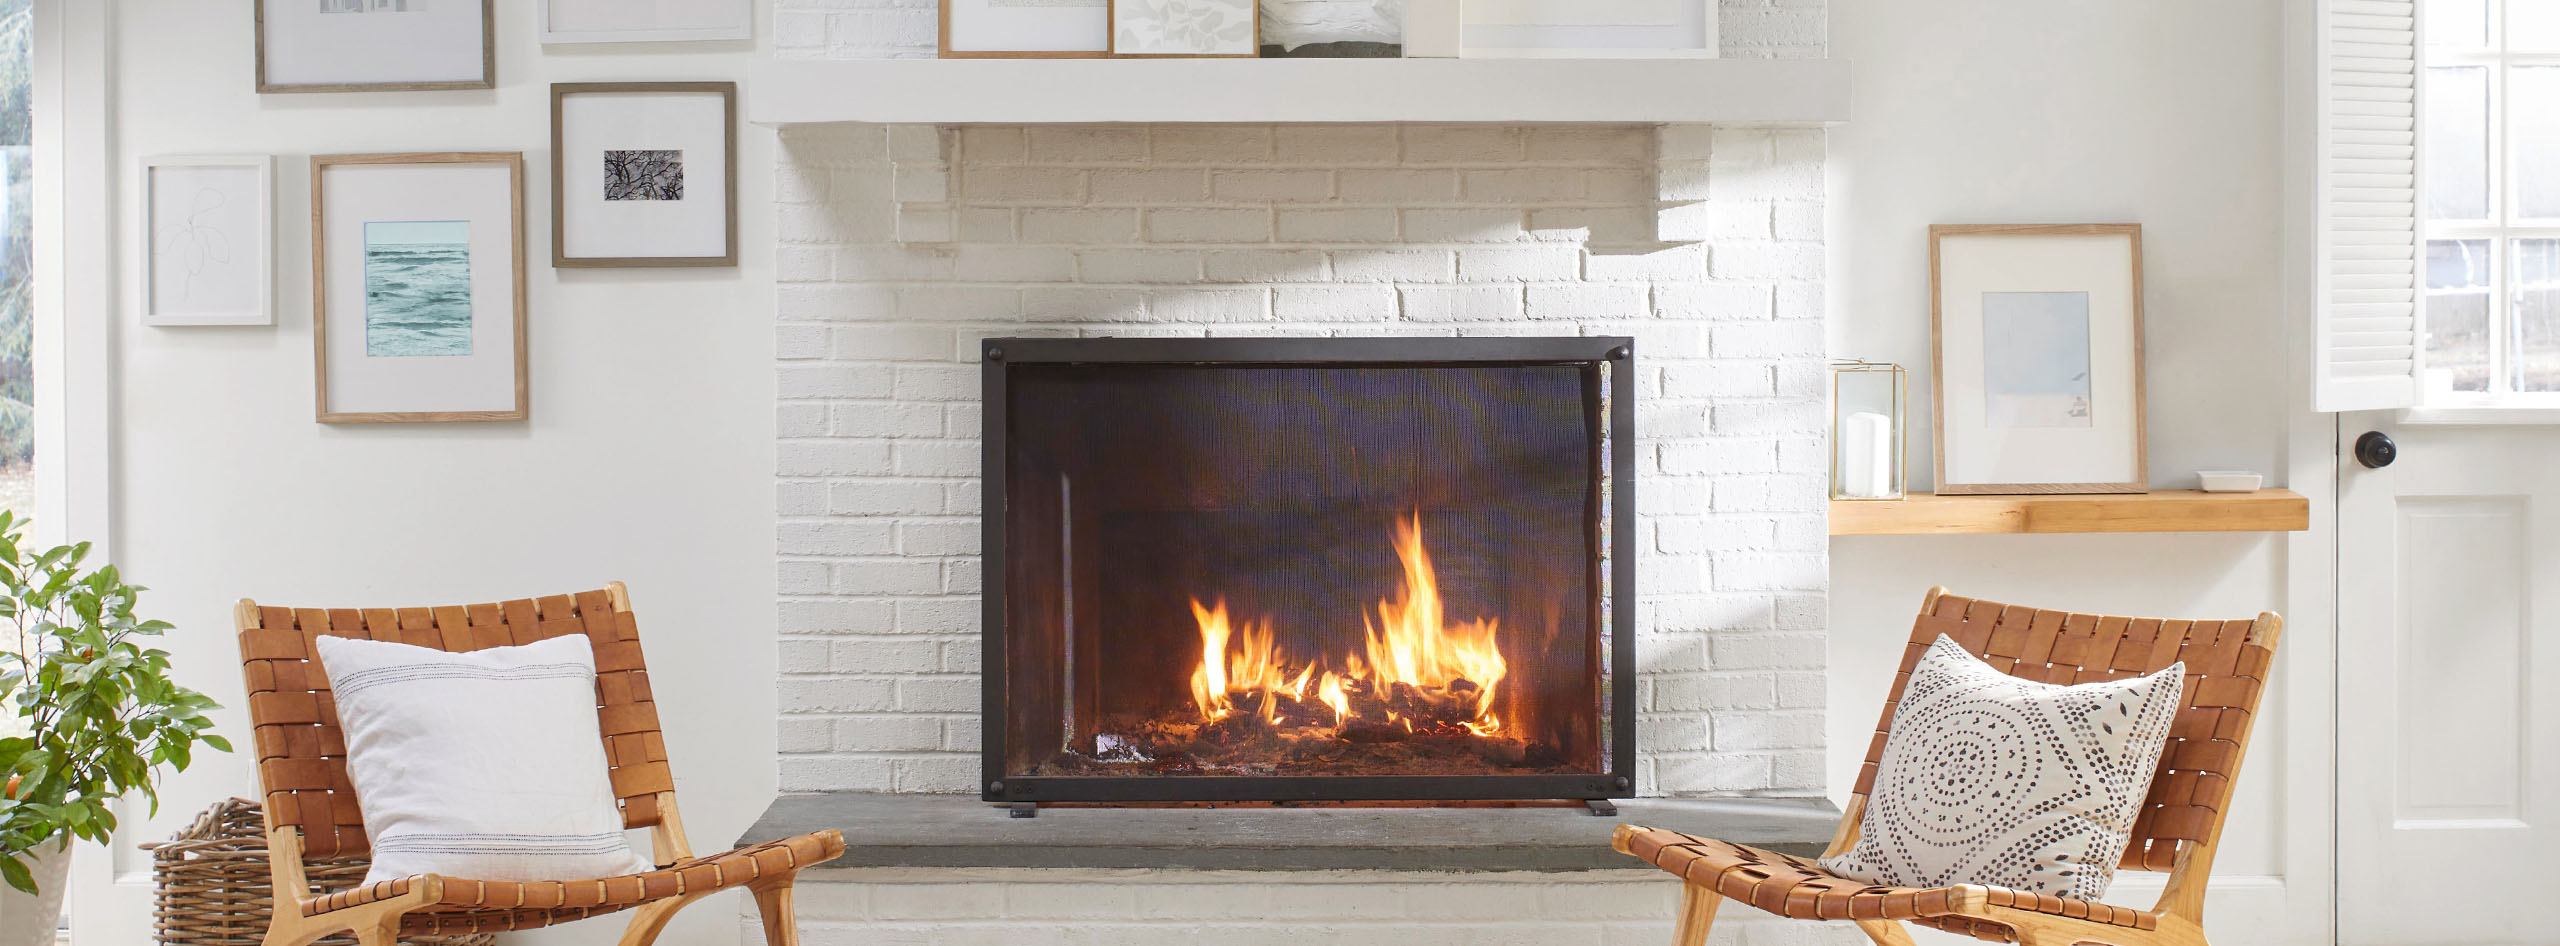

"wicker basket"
[145,798,493,946]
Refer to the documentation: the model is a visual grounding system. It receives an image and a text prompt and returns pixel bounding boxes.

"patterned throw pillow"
[1821,635,2183,899]
[314,634,655,885]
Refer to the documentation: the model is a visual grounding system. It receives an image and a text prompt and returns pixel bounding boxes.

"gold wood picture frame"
[551,82,740,268]
[312,152,528,424]
[255,0,497,94]
[1929,223,2148,495]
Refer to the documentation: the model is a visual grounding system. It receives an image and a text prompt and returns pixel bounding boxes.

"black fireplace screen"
[982,337,1635,803]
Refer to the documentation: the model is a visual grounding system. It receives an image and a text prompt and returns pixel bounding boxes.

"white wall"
[1824,0,2296,939]
[105,5,774,946]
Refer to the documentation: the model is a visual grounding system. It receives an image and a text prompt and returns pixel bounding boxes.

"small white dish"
[2196,471,2263,493]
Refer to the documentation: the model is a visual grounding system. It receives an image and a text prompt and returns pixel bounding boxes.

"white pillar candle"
[1839,411,1895,499]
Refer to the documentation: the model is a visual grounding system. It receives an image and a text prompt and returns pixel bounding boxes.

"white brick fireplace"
[759,12,1839,940]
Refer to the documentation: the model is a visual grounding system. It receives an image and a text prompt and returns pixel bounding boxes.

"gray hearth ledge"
[737,793,1839,872]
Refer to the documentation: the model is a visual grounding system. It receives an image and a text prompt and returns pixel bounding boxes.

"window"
[2423,0,2560,400]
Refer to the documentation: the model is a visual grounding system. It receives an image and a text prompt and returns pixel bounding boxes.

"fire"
[1184,514,1510,738]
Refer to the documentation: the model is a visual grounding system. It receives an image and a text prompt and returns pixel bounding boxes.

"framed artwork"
[139,155,273,327]
[1460,0,1718,58]
[312,153,527,423]
[1929,224,2147,495]
[539,0,752,44]
[255,0,494,93]
[1112,0,1260,56]
[941,0,1111,58]
[551,82,738,268]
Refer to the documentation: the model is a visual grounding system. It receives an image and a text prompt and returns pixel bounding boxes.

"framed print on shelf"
[1929,223,2147,495]
[255,0,494,93]
[1460,0,1718,58]
[941,0,1110,58]
[551,82,737,268]
[312,152,527,423]
[1111,0,1260,57]
[540,0,752,44]
[140,155,273,327]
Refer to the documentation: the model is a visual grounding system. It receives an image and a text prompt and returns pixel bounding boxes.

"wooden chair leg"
[1858,919,1919,946]
[1671,882,1723,946]
[349,915,399,946]
[753,876,803,946]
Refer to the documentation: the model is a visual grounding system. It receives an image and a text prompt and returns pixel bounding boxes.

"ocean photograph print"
[314,153,527,423]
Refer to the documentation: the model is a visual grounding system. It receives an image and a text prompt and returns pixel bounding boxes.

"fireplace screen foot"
[1010,802,1039,819]
[1583,798,1619,817]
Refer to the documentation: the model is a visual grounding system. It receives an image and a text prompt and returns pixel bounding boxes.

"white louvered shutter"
[2315,0,2424,411]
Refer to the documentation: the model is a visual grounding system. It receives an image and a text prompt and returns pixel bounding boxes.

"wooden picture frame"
[1109,0,1262,57]
[312,152,528,424]
[255,0,496,93]
[139,154,274,327]
[550,82,739,268]
[939,0,1112,59]
[1929,223,2147,495]
[538,0,753,44]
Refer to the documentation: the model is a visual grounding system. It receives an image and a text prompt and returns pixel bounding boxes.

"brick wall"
[773,0,1825,60]
[772,121,1830,797]
[766,869,1825,946]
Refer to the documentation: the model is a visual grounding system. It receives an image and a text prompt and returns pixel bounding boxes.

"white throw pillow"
[1821,635,2183,899]
[315,633,655,885]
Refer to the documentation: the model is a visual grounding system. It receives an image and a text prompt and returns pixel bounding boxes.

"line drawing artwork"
[321,0,420,12]
[363,220,473,358]
[156,186,233,305]
[603,150,684,201]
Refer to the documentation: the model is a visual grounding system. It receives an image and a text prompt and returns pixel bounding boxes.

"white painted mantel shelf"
[746,57,1854,125]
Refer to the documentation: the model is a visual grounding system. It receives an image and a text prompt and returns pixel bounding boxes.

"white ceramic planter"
[0,842,70,946]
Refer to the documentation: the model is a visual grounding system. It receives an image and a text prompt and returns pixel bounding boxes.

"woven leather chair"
[234,584,846,946]
[1615,587,2280,946]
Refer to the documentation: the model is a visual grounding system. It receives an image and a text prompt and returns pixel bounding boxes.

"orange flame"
[1185,513,1509,736]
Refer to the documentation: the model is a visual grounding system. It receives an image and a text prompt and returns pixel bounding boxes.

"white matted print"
[540,0,751,44]
[1113,0,1259,56]
[943,0,1111,57]
[1930,225,2145,494]
[314,154,526,423]
[552,83,736,267]
[1461,0,1716,58]
[140,155,272,326]
[257,0,492,92]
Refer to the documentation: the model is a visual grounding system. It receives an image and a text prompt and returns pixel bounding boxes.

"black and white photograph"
[257,0,490,91]
[552,82,735,267]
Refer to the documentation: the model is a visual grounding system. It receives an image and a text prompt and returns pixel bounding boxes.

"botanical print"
[603,149,684,201]
[1979,291,2093,428]
[1117,0,1255,54]
[321,0,421,11]
[156,186,234,306]
[363,220,473,358]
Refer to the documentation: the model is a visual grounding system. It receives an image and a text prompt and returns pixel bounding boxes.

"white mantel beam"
[746,57,1852,126]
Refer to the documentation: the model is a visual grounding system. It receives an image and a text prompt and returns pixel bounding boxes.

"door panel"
[2338,421,2557,946]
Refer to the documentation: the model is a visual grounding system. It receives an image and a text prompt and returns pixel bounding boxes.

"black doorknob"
[2355,431,2397,469]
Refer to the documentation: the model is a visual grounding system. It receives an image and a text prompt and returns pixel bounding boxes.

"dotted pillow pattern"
[1821,634,2183,899]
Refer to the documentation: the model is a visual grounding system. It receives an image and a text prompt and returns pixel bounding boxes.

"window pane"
[2431,0,2490,48]
[2517,67,2560,218]
[2513,0,2560,50]
[2516,239,2560,392]
[2427,66,2491,221]
[0,0,27,517]
[2427,238,2493,394]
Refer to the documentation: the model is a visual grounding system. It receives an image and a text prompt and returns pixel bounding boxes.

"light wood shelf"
[1830,489,2310,536]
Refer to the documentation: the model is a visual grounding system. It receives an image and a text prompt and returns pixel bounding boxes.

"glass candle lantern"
[1830,360,1907,501]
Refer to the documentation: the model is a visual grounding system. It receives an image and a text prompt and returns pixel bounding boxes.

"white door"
[2337,418,2560,946]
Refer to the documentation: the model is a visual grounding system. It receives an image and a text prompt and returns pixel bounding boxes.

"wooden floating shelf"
[1830,489,2311,536]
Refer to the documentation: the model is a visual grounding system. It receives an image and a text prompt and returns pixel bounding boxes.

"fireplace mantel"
[747,57,1852,125]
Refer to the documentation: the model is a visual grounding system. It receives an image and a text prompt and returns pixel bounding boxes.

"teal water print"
[364,220,472,358]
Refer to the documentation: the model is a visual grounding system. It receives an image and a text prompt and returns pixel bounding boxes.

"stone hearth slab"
[737,793,1839,872]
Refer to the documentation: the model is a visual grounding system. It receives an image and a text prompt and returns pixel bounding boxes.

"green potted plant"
[0,512,225,944]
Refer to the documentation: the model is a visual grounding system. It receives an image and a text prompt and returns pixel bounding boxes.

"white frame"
[1460,0,1718,59]
[538,0,752,44]
[2421,0,2560,405]
[137,154,273,327]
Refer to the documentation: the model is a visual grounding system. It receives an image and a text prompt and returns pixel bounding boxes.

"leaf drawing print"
[1118,0,1254,53]
[603,150,685,201]
[156,186,233,304]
